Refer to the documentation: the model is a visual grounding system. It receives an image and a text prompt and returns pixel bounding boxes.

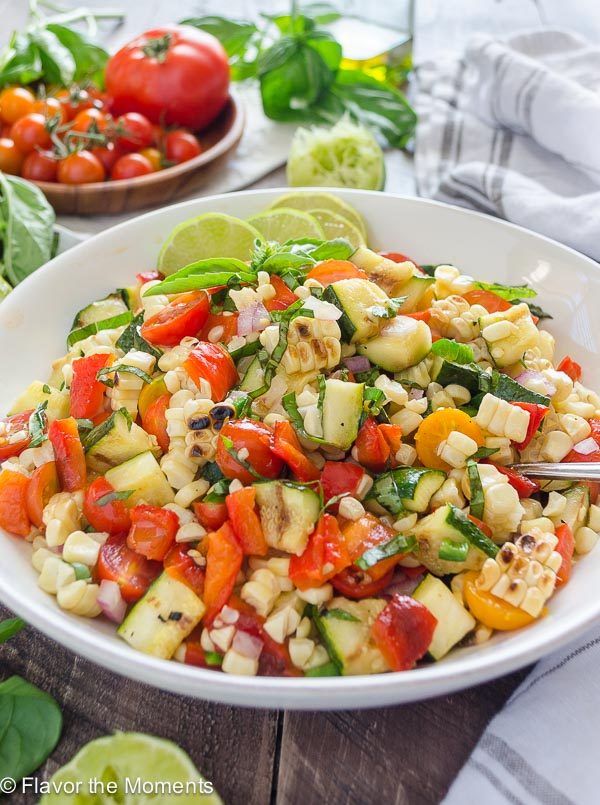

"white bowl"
[1,189,599,710]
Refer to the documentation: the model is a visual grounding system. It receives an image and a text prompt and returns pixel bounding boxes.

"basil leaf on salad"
[28,401,48,448]
[96,490,134,507]
[356,534,416,570]
[474,281,537,301]
[116,312,162,359]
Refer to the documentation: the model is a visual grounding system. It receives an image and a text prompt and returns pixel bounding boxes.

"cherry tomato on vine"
[138,147,162,171]
[115,112,154,151]
[164,130,201,164]
[55,87,96,120]
[57,150,105,184]
[22,151,58,182]
[10,113,51,154]
[0,138,24,175]
[111,153,154,180]
[0,86,35,123]
[31,97,66,125]
[71,107,109,135]
[90,142,119,173]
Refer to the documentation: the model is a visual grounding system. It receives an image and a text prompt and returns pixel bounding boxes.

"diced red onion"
[515,370,556,397]
[408,388,425,400]
[220,605,240,625]
[573,437,598,455]
[384,569,424,597]
[300,295,342,320]
[237,302,269,336]
[343,355,371,373]
[97,580,127,624]
[233,630,263,659]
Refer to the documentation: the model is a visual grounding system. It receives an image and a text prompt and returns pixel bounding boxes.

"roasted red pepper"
[269,420,320,482]
[554,523,574,588]
[289,514,350,590]
[0,468,31,537]
[354,417,390,473]
[203,521,243,623]
[490,463,540,498]
[320,460,364,509]
[127,504,179,561]
[48,417,87,491]
[510,401,549,450]
[371,594,437,671]
[557,356,582,383]
[70,353,111,419]
[226,486,268,556]
[164,543,205,598]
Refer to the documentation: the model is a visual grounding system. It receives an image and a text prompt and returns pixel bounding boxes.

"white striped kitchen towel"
[415,29,600,261]
[444,628,600,804]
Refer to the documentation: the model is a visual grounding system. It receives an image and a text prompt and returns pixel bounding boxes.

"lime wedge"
[247,208,324,243]
[158,213,261,276]
[309,208,365,249]
[286,117,385,192]
[40,732,222,804]
[269,191,367,241]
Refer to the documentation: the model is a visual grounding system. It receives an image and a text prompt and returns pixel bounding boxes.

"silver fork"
[509,463,600,481]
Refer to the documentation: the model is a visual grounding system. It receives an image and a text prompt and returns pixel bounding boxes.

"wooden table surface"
[2,1,599,803]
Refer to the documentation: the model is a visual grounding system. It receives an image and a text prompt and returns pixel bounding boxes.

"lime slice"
[269,191,367,241]
[40,732,222,804]
[309,208,365,249]
[158,213,261,276]
[286,117,385,192]
[246,208,324,243]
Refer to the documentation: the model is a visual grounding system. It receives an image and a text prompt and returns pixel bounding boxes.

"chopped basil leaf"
[282,392,327,444]
[474,281,537,301]
[116,312,162,359]
[42,384,51,394]
[513,300,553,320]
[470,446,499,460]
[202,461,225,485]
[324,608,360,622]
[0,617,25,644]
[205,650,223,666]
[431,339,475,364]
[28,401,48,448]
[96,490,134,507]
[355,534,416,570]
[96,363,153,388]
[230,339,261,362]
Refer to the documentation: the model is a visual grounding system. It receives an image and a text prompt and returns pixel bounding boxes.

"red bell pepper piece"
[555,523,574,588]
[0,468,31,537]
[269,420,320,482]
[226,486,268,556]
[184,341,238,402]
[355,417,390,473]
[126,504,179,561]
[557,356,582,383]
[371,594,437,671]
[510,402,549,450]
[70,353,111,419]
[263,275,298,312]
[203,521,243,623]
[321,460,364,509]
[48,417,86,491]
[490,463,540,498]
[84,477,131,535]
[164,543,206,598]
[199,311,239,344]
[289,513,351,590]
[193,499,228,531]
[379,423,403,462]
[340,513,405,581]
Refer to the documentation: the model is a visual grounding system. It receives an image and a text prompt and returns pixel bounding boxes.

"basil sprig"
[116,312,163,359]
[355,534,416,570]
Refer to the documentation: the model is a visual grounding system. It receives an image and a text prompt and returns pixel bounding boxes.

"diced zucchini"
[8,380,70,422]
[85,409,158,473]
[357,316,432,372]
[254,481,320,555]
[312,597,389,675]
[559,484,590,532]
[321,378,364,450]
[413,504,495,576]
[369,467,446,515]
[480,303,539,368]
[72,290,131,329]
[118,573,205,659]
[430,358,481,394]
[323,278,390,343]
[239,356,265,393]
[394,275,435,314]
[429,361,549,406]
[350,246,414,296]
[412,574,475,660]
[105,451,174,507]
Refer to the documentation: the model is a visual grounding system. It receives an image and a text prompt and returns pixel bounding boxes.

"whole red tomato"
[105,25,229,131]
[57,151,105,184]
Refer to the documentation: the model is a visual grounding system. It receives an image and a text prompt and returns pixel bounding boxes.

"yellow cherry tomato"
[139,147,162,172]
[463,571,536,631]
[138,375,168,419]
[414,408,484,470]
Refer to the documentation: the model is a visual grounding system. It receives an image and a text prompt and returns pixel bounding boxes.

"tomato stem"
[142,33,172,63]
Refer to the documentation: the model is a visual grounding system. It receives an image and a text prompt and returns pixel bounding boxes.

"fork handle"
[509,463,600,481]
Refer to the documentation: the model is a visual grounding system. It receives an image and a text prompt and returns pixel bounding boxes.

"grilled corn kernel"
[57,580,102,618]
[575,526,599,555]
[221,649,259,676]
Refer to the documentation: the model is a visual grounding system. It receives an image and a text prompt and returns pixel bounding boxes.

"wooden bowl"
[34,94,245,216]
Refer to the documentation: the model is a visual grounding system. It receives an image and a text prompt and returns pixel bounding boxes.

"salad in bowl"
[1,193,599,680]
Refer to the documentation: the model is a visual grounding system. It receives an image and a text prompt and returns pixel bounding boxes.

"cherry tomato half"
[98,535,161,603]
[26,461,59,529]
[84,477,132,535]
[0,411,32,460]
[140,290,210,346]
[216,419,283,484]
[332,566,395,599]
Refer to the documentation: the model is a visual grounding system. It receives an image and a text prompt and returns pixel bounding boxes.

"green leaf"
[96,364,153,388]
[0,174,55,287]
[438,538,469,562]
[28,401,48,448]
[0,617,25,644]
[467,460,485,520]
[46,24,109,84]
[181,16,259,80]
[72,563,91,581]
[67,311,133,349]
[324,608,360,622]
[470,446,499,460]
[514,300,553,320]
[115,312,162,359]
[0,32,43,88]
[356,534,416,570]
[474,281,537,301]
[96,490,134,507]
[0,676,62,783]
[431,339,475,364]
[204,650,223,666]
[145,258,255,296]
[282,391,327,444]
[30,28,76,86]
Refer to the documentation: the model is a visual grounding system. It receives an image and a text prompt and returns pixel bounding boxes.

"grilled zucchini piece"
[254,481,320,555]
[357,316,432,372]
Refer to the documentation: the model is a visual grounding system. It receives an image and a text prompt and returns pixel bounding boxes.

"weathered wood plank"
[276,669,528,805]
[0,605,278,805]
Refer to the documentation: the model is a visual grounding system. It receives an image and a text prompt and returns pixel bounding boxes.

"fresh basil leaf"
[431,339,475,364]
[204,650,223,666]
[418,264,439,277]
[202,461,225,485]
[0,32,42,87]
[309,238,354,261]
[146,270,256,296]
[181,16,259,80]
[96,364,153,388]
[0,617,25,644]
[67,310,133,349]
[28,401,48,448]
[0,173,55,287]
[474,281,537,301]
[31,28,76,85]
[470,446,499,460]
[0,676,62,783]
[230,339,261,362]
[204,478,231,503]
[324,608,360,622]
[356,534,416,570]
[115,312,162,359]
[282,392,327,444]
[96,490,134,507]
[46,24,109,85]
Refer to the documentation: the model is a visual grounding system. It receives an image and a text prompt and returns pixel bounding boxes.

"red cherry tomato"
[57,150,105,184]
[31,97,66,125]
[105,25,229,130]
[164,543,205,598]
[0,87,35,123]
[10,113,51,154]
[98,534,161,603]
[111,152,154,180]
[26,461,60,529]
[164,130,201,164]
[115,112,154,151]
[22,151,58,182]
[84,477,132,535]
[0,138,24,175]
[138,146,162,171]
[216,419,283,484]
[127,504,179,561]
[71,107,108,134]
[193,499,228,531]
[0,468,31,537]
[0,411,32,460]
[90,142,119,173]
[140,393,170,453]
[55,87,97,121]
[462,289,512,313]
[140,290,210,346]
[199,311,238,344]
[184,342,238,401]
[332,566,395,599]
